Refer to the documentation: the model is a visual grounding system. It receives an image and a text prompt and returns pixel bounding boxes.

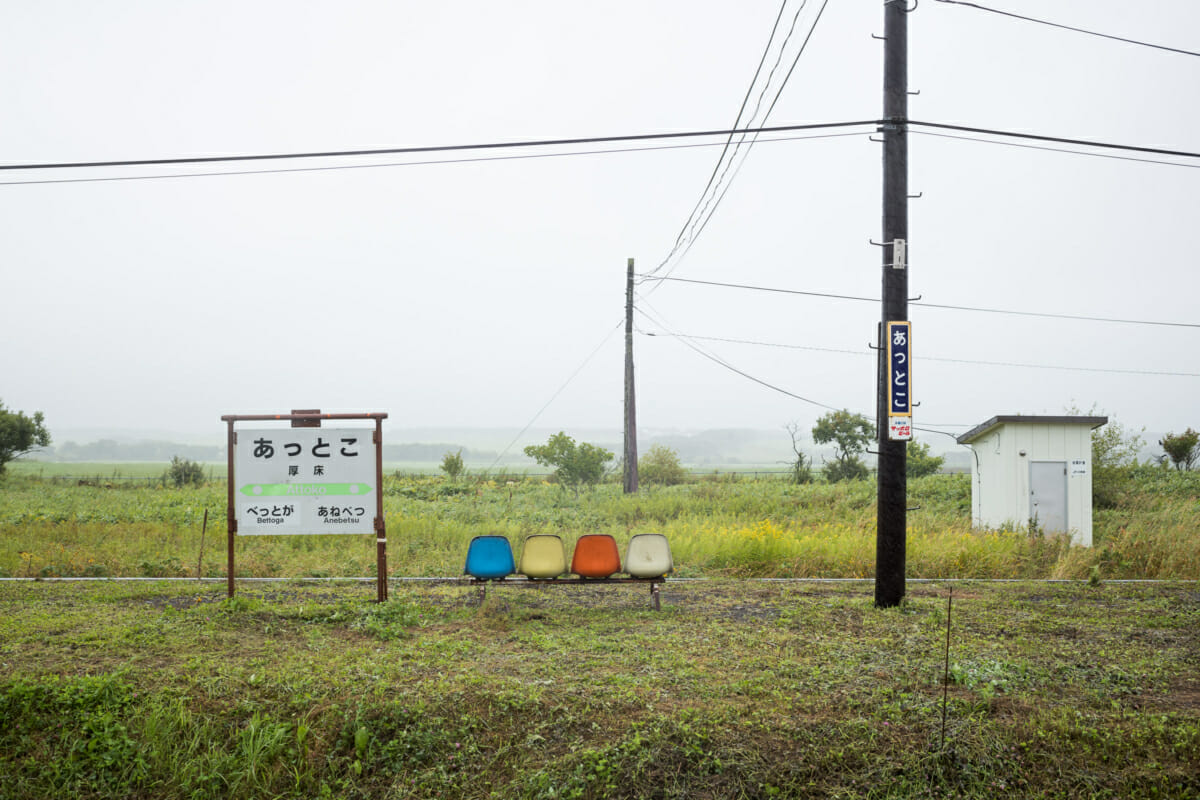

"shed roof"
[956,415,1108,445]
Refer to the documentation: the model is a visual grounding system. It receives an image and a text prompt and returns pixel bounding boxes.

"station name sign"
[886,321,913,441]
[234,427,377,534]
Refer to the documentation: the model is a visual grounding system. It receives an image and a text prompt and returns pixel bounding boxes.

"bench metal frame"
[467,576,667,611]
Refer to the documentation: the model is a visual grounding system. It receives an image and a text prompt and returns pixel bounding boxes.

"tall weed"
[1,471,1196,579]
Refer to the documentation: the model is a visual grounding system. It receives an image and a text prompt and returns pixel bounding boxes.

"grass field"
[1,467,1198,796]
[1,578,1197,799]
[1,468,1197,581]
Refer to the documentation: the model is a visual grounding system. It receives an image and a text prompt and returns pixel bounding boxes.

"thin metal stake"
[940,588,953,749]
[197,509,208,581]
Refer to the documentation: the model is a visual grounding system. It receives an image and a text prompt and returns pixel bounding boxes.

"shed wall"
[968,421,1094,546]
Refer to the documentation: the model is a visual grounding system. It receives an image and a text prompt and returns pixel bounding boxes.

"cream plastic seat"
[624,533,673,579]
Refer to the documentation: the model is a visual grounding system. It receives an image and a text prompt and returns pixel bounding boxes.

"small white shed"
[956,415,1107,546]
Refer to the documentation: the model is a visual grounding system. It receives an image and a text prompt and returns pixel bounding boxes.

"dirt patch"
[1156,678,1200,712]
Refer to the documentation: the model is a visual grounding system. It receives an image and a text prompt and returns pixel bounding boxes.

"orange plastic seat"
[624,533,674,578]
[570,534,621,579]
[519,534,567,579]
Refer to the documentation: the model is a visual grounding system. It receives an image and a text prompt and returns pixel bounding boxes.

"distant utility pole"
[624,258,639,494]
[876,0,909,608]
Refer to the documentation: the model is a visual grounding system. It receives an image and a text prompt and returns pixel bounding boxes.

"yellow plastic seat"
[519,534,567,579]
[624,533,673,578]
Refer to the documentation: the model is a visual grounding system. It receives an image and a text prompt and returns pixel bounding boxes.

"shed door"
[1030,461,1067,533]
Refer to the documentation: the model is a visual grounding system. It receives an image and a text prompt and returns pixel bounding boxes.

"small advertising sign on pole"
[886,321,913,441]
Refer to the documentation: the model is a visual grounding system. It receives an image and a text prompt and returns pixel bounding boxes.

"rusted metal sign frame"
[222,410,389,602]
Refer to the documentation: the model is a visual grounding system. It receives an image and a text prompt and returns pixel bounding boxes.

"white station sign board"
[234,427,376,535]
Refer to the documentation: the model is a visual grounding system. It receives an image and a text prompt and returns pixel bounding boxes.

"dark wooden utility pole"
[876,0,909,608]
[623,258,639,494]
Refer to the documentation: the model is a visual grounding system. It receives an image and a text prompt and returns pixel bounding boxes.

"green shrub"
[812,410,874,483]
[163,456,204,488]
[1159,428,1199,471]
[440,450,465,480]
[823,457,869,483]
[1091,417,1145,509]
[523,432,613,492]
[905,439,944,478]
[638,445,687,486]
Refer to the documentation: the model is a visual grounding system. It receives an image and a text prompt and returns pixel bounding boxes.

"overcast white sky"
[2,0,1197,448]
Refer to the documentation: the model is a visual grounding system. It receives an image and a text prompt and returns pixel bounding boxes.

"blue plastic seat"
[464,535,516,580]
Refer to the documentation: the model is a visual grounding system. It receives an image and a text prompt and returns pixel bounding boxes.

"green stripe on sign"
[239,483,373,497]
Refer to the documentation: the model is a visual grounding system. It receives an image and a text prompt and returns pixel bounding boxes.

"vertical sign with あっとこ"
[887,321,912,441]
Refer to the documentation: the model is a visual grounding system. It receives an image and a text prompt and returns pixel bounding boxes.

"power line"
[651,0,832,282]
[640,329,1200,377]
[634,302,843,412]
[655,0,794,274]
[5,122,1186,187]
[916,353,1199,378]
[762,0,831,122]
[635,301,971,429]
[0,131,870,188]
[2,119,1193,180]
[638,274,1200,329]
[931,0,1200,58]
[672,0,820,253]
[908,120,1200,160]
[486,320,623,471]
[0,120,879,173]
[912,300,1199,330]
[911,130,1200,169]
[640,273,875,301]
[640,329,867,358]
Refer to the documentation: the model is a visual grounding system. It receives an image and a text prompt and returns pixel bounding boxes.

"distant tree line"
[36,439,505,464]
[46,440,224,462]
[382,443,498,463]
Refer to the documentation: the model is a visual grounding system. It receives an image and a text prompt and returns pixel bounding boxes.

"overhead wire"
[911,129,1200,169]
[2,120,1195,187]
[639,329,1200,377]
[664,0,819,269]
[761,0,832,122]
[0,130,871,188]
[655,0,795,273]
[0,120,878,174]
[907,120,1200,160]
[649,0,832,283]
[485,320,624,471]
[638,274,1200,329]
[634,299,845,412]
[931,0,1200,58]
[641,330,868,358]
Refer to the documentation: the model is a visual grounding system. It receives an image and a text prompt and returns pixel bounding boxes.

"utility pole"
[624,258,639,494]
[876,0,909,607]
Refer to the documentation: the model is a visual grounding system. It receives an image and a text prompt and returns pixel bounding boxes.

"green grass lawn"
[0,578,1196,798]
[2,468,1198,797]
